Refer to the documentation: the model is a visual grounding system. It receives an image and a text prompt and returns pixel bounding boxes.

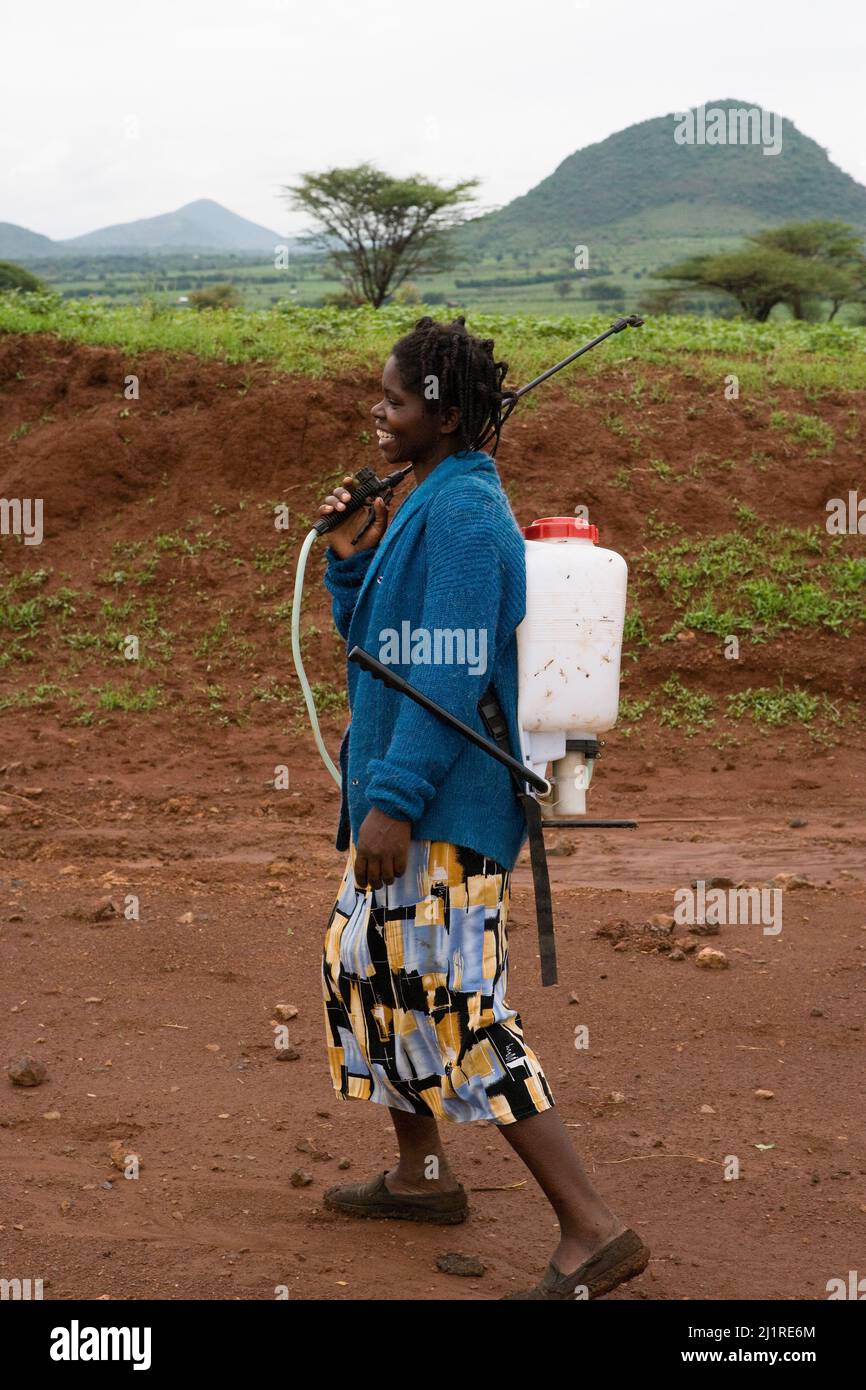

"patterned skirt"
[321,838,555,1125]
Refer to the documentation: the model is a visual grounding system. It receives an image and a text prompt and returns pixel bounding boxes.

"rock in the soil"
[109,1140,142,1172]
[691,876,735,889]
[692,921,721,936]
[754,1088,775,1100]
[647,913,675,931]
[91,897,119,924]
[771,873,812,890]
[8,1055,48,1087]
[679,936,699,953]
[275,1046,301,1061]
[789,818,807,828]
[290,1169,314,1187]
[268,859,294,874]
[337,1158,351,1170]
[435,1251,486,1277]
[273,1004,298,1022]
[668,948,686,961]
[695,947,728,969]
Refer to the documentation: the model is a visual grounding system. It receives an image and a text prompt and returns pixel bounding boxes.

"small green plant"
[618,696,652,723]
[769,409,835,455]
[94,684,163,712]
[726,684,839,727]
[658,675,714,733]
[623,609,650,648]
[650,457,673,480]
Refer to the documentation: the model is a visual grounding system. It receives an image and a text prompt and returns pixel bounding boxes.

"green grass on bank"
[618,675,850,743]
[2,291,866,392]
[625,518,866,647]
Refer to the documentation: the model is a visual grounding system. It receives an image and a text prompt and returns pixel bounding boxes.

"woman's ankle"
[388,1159,460,1191]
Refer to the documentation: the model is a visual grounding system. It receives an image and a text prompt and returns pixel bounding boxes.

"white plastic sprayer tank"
[516,516,628,817]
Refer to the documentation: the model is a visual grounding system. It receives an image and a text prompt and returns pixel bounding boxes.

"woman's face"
[371,354,460,468]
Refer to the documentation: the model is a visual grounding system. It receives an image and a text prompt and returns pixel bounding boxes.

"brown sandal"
[502,1228,650,1300]
[323,1170,469,1225]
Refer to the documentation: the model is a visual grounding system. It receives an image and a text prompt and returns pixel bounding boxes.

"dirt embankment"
[0,333,864,1302]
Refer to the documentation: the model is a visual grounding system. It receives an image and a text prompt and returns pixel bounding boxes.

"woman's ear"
[440,405,461,436]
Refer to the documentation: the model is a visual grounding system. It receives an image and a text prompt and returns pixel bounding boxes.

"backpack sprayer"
[291,315,643,985]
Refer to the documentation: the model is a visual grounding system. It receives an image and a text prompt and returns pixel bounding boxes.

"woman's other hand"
[354,808,411,890]
[318,475,389,559]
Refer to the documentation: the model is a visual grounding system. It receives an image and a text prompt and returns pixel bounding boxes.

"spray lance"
[291,314,643,984]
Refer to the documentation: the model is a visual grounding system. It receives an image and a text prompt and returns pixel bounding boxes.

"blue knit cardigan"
[323,448,529,871]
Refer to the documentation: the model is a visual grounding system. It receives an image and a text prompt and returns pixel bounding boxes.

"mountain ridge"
[455,99,866,257]
[0,199,288,259]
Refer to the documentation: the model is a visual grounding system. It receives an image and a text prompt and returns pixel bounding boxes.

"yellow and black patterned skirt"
[321,838,555,1125]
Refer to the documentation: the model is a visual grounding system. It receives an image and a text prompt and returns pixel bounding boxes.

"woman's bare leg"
[384,1108,462,1194]
[498,1107,626,1274]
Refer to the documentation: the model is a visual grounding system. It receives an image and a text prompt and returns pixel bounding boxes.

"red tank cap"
[521,516,599,543]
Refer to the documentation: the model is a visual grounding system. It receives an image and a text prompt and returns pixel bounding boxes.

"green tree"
[0,261,45,293]
[658,220,865,321]
[282,163,479,308]
[750,220,866,320]
[554,279,573,299]
[188,282,241,311]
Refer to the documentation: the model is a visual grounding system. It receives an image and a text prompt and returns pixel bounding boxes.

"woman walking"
[316,316,649,1300]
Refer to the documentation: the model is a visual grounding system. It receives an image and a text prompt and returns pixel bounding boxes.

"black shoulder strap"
[478,684,558,987]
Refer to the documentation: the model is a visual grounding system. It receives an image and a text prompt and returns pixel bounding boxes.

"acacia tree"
[658,220,865,321]
[282,163,479,307]
[749,221,866,320]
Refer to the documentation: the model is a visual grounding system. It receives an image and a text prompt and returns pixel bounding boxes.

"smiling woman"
[309,314,650,1300]
[374,314,511,475]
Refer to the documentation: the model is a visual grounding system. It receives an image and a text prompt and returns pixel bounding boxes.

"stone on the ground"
[8,1056,47,1087]
[695,947,728,969]
[436,1252,485,1277]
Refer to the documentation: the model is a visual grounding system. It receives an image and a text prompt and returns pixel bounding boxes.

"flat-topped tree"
[282,163,479,308]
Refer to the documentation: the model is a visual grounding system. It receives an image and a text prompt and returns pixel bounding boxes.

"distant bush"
[0,261,45,293]
[188,282,242,311]
[393,281,422,305]
[581,281,626,301]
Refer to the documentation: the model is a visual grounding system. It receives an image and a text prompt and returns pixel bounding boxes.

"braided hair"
[390,315,512,457]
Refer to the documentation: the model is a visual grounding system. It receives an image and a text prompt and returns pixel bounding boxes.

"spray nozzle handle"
[313,467,386,536]
[313,463,414,538]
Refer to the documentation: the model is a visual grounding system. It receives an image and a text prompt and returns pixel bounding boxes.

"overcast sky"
[3,0,865,242]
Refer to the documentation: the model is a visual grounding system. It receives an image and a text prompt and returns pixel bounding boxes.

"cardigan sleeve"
[322,544,376,642]
[364,485,504,823]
